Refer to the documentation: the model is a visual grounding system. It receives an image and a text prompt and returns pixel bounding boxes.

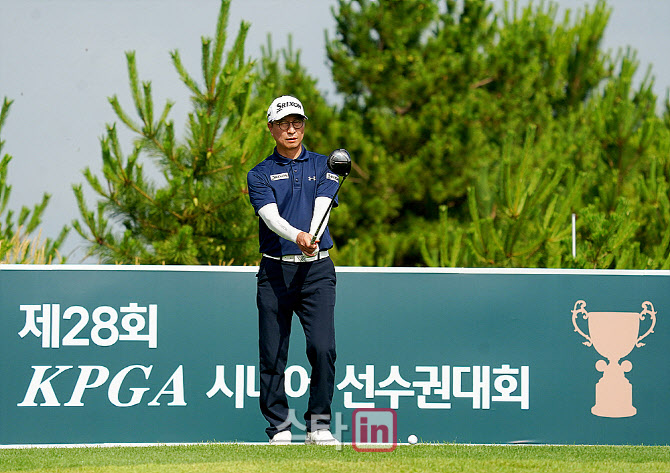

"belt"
[263,250,329,263]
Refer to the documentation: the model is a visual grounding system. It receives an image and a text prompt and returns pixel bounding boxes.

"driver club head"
[327,149,352,177]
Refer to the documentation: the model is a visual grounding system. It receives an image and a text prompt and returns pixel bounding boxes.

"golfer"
[247,95,339,445]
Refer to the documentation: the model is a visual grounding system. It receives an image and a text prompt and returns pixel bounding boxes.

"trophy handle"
[571,300,593,347]
[636,301,657,347]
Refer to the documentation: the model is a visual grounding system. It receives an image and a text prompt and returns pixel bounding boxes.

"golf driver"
[310,149,352,245]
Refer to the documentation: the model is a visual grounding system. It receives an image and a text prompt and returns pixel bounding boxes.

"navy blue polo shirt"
[247,146,340,256]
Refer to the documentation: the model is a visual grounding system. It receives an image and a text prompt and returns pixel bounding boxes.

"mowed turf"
[1,444,669,473]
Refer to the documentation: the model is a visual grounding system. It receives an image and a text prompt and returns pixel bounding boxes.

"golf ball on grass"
[407,434,418,445]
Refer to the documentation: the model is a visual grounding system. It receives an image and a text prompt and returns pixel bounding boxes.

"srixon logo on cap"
[276,100,302,112]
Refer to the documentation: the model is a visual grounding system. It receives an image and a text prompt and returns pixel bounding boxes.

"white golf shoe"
[305,429,340,445]
[269,430,292,445]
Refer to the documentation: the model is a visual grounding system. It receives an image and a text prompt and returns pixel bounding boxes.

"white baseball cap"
[267,95,308,123]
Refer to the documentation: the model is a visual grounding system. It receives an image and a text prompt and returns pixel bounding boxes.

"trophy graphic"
[571,300,656,418]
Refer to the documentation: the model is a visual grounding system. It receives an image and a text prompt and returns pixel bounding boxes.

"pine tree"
[563,50,670,270]
[469,127,586,267]
[0,97,68,263]
[320,0,615,266]
[69,0,670,269]
[73,0,270,265]
[313,0,670,269]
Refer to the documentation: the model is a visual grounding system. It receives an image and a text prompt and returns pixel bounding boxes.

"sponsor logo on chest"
[270,172,289,181]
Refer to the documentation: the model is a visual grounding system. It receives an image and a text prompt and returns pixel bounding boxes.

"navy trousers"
[256,256,337,438]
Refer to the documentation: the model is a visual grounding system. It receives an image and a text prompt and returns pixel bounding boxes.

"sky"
[1,0,669,263]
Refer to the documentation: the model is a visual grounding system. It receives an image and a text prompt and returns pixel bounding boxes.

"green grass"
[1,444,669,473]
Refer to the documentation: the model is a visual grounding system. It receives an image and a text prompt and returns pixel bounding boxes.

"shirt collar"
[272,145,308,164]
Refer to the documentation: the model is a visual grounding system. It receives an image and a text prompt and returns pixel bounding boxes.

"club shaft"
[310,176,347,245]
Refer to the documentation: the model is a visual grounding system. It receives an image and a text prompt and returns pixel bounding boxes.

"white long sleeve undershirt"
[309,196,333,241]
[258,203,301,243]
[258,197,333,245]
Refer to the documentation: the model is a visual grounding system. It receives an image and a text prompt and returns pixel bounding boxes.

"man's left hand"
[296,231,318,256]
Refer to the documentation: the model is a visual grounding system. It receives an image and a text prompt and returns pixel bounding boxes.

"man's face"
[268,114,305,157]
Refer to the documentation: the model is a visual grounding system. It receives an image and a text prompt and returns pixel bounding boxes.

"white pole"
[572,213,577,258]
